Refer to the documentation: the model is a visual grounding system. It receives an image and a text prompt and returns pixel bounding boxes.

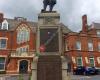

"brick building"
[1,11,100,74]
[64,15,100,70]
[0,13,36,74]
[0,13,71,74]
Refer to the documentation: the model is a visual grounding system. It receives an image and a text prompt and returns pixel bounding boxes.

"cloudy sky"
[0,0,100,32]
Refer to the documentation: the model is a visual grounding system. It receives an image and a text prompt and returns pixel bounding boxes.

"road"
[70,75,100,80]
[0,74,100,80]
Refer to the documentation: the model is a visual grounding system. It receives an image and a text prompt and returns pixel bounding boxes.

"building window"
[17,25,30,43]
[75,41,81,50]
[76,57,83,66]
[88,41,93,51]
[89,57,95,67]
[16,45,29,54]
[0,57,5,71]
[0,39,7,49]
[97,30,100,37]
[1,20,8,30]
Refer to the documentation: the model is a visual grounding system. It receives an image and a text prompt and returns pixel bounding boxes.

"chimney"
[82,14,88,32]
[0,13,4,23]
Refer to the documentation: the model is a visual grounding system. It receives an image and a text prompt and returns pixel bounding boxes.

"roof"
[88,22,100,30]
[59,23,72,33]
[0,18,37,32]
[0,18,71,33]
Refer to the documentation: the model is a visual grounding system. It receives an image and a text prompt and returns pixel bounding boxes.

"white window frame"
[76,57,83,66]
[1,20,8,30]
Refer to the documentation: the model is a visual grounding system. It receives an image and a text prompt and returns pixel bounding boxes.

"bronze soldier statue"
[42,0,56,12]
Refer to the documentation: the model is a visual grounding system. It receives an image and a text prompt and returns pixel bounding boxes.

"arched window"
[17,24,30,43]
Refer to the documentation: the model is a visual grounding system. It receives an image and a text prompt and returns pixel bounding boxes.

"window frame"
[16,45,29,54]
[17,25,30,44]
[1,20,8,30]
[76,57,83,67]
[0,57,6,71]
[89,57,95,67]
[75,41,81,50]
[88,41,93,51]
[0,38,7,49]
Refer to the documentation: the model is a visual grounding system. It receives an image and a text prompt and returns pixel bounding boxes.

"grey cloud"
[1,0,100,32]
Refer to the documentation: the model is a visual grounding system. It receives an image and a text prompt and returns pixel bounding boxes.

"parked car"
[84,67,97,75]
[95,68,100,75]
[97,69,100,75]
[73,66,85,75]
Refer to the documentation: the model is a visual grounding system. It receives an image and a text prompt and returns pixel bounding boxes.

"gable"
[16,23,30,32]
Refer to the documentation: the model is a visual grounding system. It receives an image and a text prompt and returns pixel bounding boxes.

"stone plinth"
[38,12,60,26]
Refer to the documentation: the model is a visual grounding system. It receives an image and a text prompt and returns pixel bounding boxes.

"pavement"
[0,74,100,80]
[0,74,30,80]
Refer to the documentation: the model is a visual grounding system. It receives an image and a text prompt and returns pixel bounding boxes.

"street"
[70,75,100,80]
[0,74,100,80]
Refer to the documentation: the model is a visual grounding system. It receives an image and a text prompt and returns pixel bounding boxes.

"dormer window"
[1,20,8,30]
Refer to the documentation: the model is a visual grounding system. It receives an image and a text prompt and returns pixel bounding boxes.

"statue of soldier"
[42,0,56,12]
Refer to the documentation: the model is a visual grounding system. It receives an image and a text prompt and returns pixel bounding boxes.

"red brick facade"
[0,13,36,74]
[64,15,100,71]
[0,13,100,74]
